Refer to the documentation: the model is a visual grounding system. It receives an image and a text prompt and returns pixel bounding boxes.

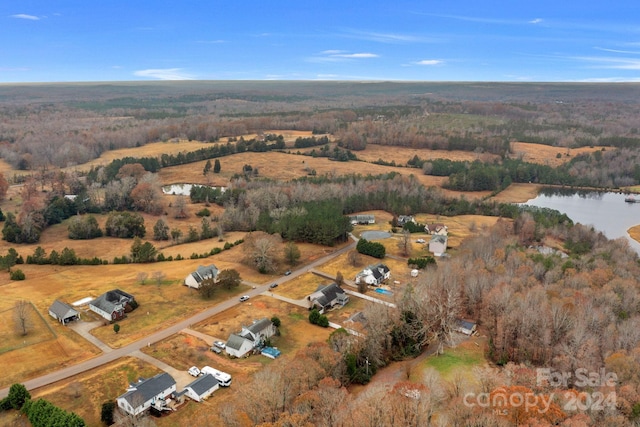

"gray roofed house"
[309,283,349,314]
[428,234,448,256]
[183,373,219,402]
[184,264,219,289]
[455,319,478,336]
[89,289,135,322]
[48,300,80,325]
[116,372,176,416]
[225,318,276,358]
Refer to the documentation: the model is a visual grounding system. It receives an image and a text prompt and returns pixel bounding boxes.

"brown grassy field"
[508,142,613,167]
[628,225,640,246]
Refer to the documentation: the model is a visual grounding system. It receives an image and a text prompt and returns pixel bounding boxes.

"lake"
[523,189,640,255]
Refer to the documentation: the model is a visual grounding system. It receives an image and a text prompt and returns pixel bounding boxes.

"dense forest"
[2,82,640,190]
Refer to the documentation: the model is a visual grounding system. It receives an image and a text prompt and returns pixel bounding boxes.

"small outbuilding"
[48,300,80,325]
[455,319,478,336]
[183,373,219,402]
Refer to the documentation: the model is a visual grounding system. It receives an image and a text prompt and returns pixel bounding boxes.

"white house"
[355,263,391,286]
[116,372,176,416]
[428,235,448,257]
[89,289,135,322]
[184,264,219,289]
[349,214,375,225]
[225,318,276,358]
[183,374,219,402]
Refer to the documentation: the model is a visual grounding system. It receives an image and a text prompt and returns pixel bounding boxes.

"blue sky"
[2,1,640,83]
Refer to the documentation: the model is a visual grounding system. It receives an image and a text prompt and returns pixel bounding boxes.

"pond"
[522,189,640,254]
[162,183,226,196]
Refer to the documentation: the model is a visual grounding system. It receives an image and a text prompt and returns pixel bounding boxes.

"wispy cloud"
[574,56,640,70]
[594,46,640,55]
[416,59,443,66]
[134,68,194,80]
[529,18,543,24]
[10,14,40,20]
[336,53,378,58]
[343,30,428,43]
[577,76,640,82]
[309,50,379,63]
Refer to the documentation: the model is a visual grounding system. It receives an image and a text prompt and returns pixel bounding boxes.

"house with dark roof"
[89,289,135,322]
[183,373,219,402]
[225,318,276,358]
[455,319,477,336]
[309,283,349,314]
[48,300,80,325]
[354,263,391,286]
[184,264,219,289]
[116,372,176,416]
[428,235,448,256]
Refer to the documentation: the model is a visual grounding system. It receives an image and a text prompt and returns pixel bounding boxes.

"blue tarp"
[261,346,281,359]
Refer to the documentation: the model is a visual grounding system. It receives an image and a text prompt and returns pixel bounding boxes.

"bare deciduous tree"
[397,230,413,257]
[13,300,31,336]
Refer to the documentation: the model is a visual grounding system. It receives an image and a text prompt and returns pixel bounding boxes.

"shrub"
[101,401,115,425]
[10,269,25,280]
[8,383,30,410]
[309,309,321,325]
[196,208,211,217]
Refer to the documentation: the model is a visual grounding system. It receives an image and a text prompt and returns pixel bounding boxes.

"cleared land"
[508,142,613,167]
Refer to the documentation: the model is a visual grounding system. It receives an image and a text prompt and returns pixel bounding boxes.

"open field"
[489,182,542,203]
[349,143,500,165]
[509,142,613,167]
[416,335,488,383]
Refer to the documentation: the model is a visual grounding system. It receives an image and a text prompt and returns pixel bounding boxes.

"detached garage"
[48,300,80,325]
[183,374,219,402]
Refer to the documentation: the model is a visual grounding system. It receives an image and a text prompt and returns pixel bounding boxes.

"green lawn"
[418,338,487,381]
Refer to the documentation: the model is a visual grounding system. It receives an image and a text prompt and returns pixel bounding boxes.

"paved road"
[0,236,358,399]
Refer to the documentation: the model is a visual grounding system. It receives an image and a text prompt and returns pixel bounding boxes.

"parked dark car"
[269,283,278,289]
[284,270,292,276]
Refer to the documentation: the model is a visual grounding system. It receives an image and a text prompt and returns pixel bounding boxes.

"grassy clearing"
[490,183,542,204]
[416,337,487,382]
[509,142,613,167]
[275,271,326,300]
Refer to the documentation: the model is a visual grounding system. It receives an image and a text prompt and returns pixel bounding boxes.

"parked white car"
[213,340,226,349]
[239,295,250,302]
[188,366,201,377]
[416,239,426,244]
